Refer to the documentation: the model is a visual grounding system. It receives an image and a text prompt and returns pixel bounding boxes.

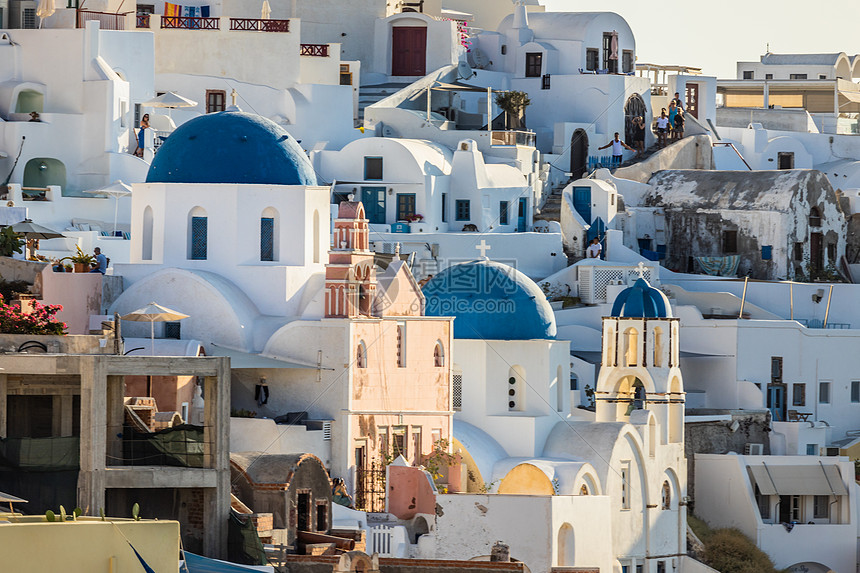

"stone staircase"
[357,82,410,126]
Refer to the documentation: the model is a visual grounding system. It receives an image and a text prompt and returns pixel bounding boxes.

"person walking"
[673,108,685,141]
[655,109,670,148]
[633,116,646,156]
[598,132,635,168]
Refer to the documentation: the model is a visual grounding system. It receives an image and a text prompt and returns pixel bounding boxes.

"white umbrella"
[261,0,271,19]
[141,91,198,121]
[36,0,55,27]
[121,302,189,355]
[85,180,132,234]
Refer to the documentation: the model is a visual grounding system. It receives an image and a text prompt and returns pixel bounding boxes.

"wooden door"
[392,27,427,76]
[685,83,699,119]
[810,232,823,271]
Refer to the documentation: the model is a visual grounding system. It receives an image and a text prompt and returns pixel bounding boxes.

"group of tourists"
[655,92,686,148]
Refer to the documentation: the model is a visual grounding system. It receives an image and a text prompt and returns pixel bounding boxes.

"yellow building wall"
[0,518,180,573]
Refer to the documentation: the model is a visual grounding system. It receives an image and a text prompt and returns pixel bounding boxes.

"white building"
[314,136,564,280]
[419,264,690,573]
[695,453,858,573]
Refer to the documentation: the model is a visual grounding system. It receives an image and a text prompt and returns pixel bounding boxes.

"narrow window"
[260,217,274,261]
[315,502,327,531]
[620,461,630,509]
[570,373,578,391]
[455,200,470,221]
[296,491,311,532]
[378,427,389,459]
[851,380,860,403]
[411,427,422,464]
[441,193,448,223]
[662,481,671,509]
[396,323,406,367]
[793,242,804,260]
[364,157,383,180]
[827,243,836,264]
[499,201,509,225]
[809,207,821,227]
[541,74,551,90]
[142,205,153,260]
[792,383,806,406]
[525,53,542,78]
[356,341,367,368]
[586,49,599,71]
[433,342,444,367]
[819,381,830,404]
[452,371,462,411]
[205,90,226,113]
[622,50,634,74]
[771,357,783,383]
[189,213,208,260]
[392,427,407,459]
[602,33,616,73]
[312,210,320,263]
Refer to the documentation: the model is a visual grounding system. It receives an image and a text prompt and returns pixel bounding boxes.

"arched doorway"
[557,523,575,566]
[624,94,647,147]
[569,129,588,180]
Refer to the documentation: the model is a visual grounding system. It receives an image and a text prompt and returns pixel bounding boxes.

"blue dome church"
[423,259,556,340]
[146,111,317,186]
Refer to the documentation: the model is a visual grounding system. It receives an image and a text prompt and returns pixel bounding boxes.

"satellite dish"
[381,124,399,138]
[458,61,475,80]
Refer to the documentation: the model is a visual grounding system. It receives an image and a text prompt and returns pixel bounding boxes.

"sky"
[540,0,860,79]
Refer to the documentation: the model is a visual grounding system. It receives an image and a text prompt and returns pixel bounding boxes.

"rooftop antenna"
[766,43,770,54]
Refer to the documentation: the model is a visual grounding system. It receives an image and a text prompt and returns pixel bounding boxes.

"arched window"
[433,341,444,367]
[624,327,639,367]
[313,209,321,263]
[809,207,821,227]
[653,327,664,368]
[356,341,367,368]
[261,207,279,262]
[662,481,671,509]
[188,206,208,260]
[142,205,153,261]
[632,379,645,410]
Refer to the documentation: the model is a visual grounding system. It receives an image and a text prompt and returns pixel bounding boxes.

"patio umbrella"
[610,30,618,61]
[85,180,132,234]
[8,219,64,259]
[36,0,55,26]
[121,302,189,355]
[0,491,28,513]
[141,91,198,121]
[261,0,271,19]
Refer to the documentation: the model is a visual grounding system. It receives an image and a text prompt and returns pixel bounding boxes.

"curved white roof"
[453,420,508,485]
[498,11,633,42]
[341,138,453,178]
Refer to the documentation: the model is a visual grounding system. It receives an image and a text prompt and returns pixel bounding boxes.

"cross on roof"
[635,261,648,280]
[476,239,492,258]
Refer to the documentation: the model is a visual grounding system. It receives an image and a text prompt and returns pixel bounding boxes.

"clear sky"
[540,0,860,79]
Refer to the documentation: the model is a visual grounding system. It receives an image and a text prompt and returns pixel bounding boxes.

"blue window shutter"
[762,245,772,260]
[191,217,207,260]
[260,217,274,261]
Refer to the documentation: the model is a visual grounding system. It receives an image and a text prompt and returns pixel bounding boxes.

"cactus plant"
[132,503,140,521]
[45,510,56,522]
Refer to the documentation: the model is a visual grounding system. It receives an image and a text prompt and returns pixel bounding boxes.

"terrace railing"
[76,9,129,30]
[490,130,536,147]
[136,14,150,28]
[161,16,220,29]
[229,18,290,32]
[300,43,329,57]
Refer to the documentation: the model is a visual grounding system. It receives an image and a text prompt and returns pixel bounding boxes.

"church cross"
[476,239,492,258]
[634,261,648,279]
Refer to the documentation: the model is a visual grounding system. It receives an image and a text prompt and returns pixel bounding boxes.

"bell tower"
[324,202,377,318]
[595,278,684,444]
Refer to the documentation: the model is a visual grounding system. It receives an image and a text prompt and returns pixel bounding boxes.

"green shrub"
[703,528,783,573]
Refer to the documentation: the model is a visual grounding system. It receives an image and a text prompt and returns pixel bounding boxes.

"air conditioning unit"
[824,447,840,456]
[744,443,764,455]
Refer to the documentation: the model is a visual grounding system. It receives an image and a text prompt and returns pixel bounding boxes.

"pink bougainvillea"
[0,296,67,335]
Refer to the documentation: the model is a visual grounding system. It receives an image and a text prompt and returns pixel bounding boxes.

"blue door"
[572,186,591,222]
[361,186,386,224]
[767,385,786,421]
[517,197,528,232]
[586,216,605,244]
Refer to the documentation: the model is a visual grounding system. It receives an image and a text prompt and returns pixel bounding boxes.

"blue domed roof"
[423,259,556,340]
[610,278,672,318]
[146,111,317,186]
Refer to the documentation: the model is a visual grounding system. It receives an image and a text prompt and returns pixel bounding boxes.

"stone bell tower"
[324,202,377,318]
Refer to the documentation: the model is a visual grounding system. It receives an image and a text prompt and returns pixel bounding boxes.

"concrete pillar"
[0,374,6,438]
[202,361,230,558]
[78,357,107,516]
[53,395,74,437]
[763,82,769,109]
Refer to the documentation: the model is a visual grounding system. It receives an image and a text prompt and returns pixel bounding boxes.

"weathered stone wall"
[685,410,770,512]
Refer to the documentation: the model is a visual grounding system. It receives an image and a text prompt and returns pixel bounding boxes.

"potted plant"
[60,245,95,273]
[494,90,531,130]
